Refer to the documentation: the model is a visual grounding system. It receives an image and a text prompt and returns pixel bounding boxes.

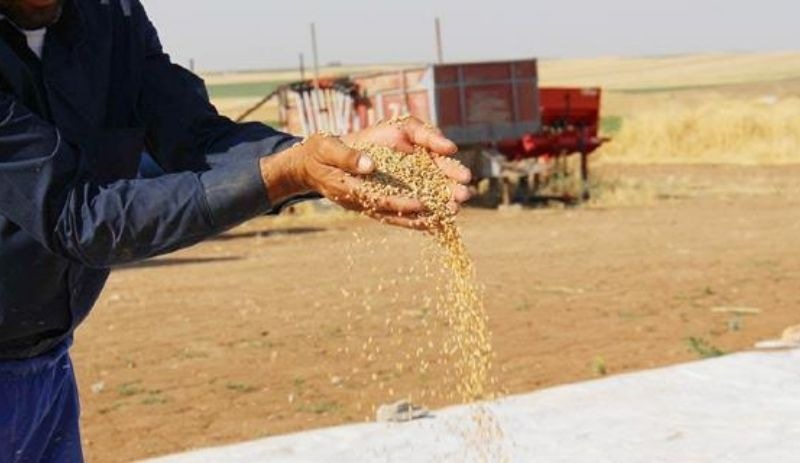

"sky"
[140,0,800,72]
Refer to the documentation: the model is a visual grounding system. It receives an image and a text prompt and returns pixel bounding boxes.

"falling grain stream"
[355,143,508,461]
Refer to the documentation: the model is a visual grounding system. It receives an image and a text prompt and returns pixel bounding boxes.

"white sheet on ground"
[144,349,800,462]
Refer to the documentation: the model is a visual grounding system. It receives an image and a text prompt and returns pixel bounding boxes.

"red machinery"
[499,87,604,159]
[270,59,607,203]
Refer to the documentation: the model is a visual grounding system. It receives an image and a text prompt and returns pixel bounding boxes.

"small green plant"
[98,402,124,415]
[600,115,624,135]
[515,301,532,312]
[226,383,258,393]
[327,326,344,338]
[298,401,340,415]
[141,392,168,406]
[728,316,742,332]
[179,349,209,359]
[292,377,306,389]
[591,357,608,377]
[686,337,725,358]
[118,381,144,397]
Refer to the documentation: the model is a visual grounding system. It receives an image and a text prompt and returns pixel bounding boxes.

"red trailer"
[351,60,541,145]
[267,59,606,204]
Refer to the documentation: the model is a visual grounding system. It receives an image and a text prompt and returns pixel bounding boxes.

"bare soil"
[72,164,800,462]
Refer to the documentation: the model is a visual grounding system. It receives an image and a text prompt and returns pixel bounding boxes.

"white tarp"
[145,349,800,463]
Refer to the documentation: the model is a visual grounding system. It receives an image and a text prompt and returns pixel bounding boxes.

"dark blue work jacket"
[0,0,297,359]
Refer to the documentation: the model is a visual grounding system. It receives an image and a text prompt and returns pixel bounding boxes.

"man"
[0,0,471,461]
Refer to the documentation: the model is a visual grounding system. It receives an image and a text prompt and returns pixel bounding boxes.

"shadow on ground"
[209,227,327,242]
[115,256,242,270]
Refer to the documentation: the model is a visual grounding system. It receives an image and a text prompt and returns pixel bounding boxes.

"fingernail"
[456,185,471,201]
[358,155,374,174]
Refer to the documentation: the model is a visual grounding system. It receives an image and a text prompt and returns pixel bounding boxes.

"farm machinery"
[243,59,607,206]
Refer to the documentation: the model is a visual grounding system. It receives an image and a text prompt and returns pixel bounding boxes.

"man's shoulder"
[75,0,145,22]
[72,0,153,44]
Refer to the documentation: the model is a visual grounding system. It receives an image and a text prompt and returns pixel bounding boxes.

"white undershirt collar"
[0,12,48,59]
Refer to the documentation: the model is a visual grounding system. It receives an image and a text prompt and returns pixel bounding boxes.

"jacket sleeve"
[0,91,271,268]
[134,2,300,195]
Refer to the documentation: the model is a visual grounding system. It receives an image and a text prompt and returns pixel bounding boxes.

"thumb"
[335,145,375,175]
[355,152,375,175]
[316,135,375,175]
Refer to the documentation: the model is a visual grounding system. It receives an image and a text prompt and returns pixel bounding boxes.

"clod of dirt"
[376,400,430,423]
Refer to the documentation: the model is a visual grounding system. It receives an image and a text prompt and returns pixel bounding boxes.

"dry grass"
[540,53,800,166]
[596,96,800,165]
[587,163,800,209]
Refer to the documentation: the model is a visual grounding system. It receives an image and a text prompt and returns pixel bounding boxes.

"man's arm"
[135,2,298,178]
[0,92,271,268]
[128,2,472,228]
[132,1,312,215]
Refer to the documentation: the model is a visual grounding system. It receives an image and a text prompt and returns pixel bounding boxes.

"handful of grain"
[354,144,455,228]
[354,143,493,402]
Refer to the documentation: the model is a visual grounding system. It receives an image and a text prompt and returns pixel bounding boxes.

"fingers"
[324,169,425,215]
[432,156,471,203]
[324,173,362,209]
[322,160,469,214]
[311,134,374,175]
[367,211,432,230]
[326,170,463,230]
[435,156,472,184]
[452,183,471,203]
[400,118,458,156]
[373,196,425,214]
[305,131,469,230]
[355,190,426,215]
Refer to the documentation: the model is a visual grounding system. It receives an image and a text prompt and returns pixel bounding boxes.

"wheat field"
[540,52,800,165]
[596,96,800,165]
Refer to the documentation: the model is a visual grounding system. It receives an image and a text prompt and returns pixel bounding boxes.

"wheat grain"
[352,143,506,461]
[353,144,492,400]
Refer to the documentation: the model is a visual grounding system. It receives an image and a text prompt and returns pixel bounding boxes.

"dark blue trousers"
[0,340,83,462]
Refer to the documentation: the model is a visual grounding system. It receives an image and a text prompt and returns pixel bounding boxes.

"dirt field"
[72,163,800,462]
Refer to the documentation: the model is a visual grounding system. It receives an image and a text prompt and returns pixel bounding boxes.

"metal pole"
[234,89,280,123]
[579,126,590,201]
[310,22,320,88]
[435,17,444,64]
[299,53,306,81]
